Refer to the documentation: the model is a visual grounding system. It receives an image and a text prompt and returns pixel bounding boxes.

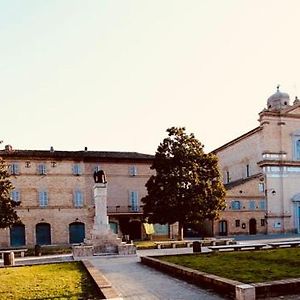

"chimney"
[50,146,54,152]
[84,147,88,151]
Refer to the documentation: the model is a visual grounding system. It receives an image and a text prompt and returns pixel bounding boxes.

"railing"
[107,205,144,214]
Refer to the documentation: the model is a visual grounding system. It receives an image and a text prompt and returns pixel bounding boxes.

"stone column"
[92,183,110,234]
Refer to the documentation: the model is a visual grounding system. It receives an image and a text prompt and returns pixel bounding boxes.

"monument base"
[73,231,136,257]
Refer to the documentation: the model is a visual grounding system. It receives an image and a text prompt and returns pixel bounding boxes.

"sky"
[1,0,300,155]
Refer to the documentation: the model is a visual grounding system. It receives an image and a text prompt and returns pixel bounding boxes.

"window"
[259,200,266,210]
[129,191,139,212]
[38,164,47,175]
[261,219,266,226]
[296,139,300,160]
[235,220,240,227]
[11,190,20,202]
[129,166,138,176]
[246,164,250,177]
[226,171,230,183]
[39,191,48,207]
[9,163,19,175]
[74,190,84,207]
[249,201,256,210]
[72,164,82,176]
[258,182,265,193]
[231,200,241,210]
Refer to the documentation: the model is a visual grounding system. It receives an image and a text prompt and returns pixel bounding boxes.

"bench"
[0,248,28,258]
[0,248,28,266]
[154,241,193,249]
[208,243,267,252]
[268,241,300,248]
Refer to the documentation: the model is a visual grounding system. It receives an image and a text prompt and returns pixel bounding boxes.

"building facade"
[0,147,166,247]
[213,88,300,236]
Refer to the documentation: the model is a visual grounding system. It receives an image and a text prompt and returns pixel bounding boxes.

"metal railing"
[107,205,144,214]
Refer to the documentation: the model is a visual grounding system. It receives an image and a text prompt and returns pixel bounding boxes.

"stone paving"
[89,255,224,300]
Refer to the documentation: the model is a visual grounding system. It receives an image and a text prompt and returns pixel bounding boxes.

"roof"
[212,126,262,154]
[0,149,154,162]
[224,173,263,190]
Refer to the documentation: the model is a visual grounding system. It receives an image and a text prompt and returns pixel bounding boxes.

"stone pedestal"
[73,182,136,257]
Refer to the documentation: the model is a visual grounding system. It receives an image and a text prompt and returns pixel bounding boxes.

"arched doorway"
[10,224,26,247]
[36,223,51,245]
[219,220,228,236]
[69,222,85,244]
[249,218,257,235]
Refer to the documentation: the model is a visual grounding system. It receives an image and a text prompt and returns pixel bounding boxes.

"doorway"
[10,224,26,247]
[219,220,228,236]
[249,218,257,235]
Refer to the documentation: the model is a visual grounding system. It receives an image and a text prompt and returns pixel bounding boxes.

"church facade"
[213,88,300,236]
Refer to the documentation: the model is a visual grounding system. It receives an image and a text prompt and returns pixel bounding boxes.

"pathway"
[89,255,224,300]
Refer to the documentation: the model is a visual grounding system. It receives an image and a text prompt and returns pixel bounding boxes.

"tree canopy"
[142,127,226,240]
[0,157,20,228]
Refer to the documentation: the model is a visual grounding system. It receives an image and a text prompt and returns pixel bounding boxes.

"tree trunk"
[177,222,184,241]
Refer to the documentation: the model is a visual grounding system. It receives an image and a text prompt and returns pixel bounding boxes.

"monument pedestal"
[73,182,136,257]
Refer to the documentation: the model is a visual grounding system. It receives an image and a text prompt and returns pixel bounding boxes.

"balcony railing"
[107,205,144,214]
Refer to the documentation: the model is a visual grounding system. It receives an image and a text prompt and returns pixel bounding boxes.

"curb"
[82,260,123,300]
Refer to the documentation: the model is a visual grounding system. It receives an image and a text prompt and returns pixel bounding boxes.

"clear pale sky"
[1,0,300,154]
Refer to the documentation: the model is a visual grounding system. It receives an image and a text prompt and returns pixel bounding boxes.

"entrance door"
[10,224,26,247]
[69,222,85,244]
[219,220,228,236]
[36,223,51,245]
[249,218,257,235]
[129,220,141,240]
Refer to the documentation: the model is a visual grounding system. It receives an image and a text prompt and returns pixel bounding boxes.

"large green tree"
[0,157,20,228]
[142,127,226,240]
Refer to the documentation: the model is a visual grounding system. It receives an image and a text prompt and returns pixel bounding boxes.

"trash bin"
[3,252,15,266]
[34,245,42,256]
[193,241,201,253]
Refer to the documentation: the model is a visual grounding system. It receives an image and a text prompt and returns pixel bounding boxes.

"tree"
[0,157,20,228]
[142,127,226,240]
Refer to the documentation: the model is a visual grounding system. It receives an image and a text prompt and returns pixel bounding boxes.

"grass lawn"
[159,248,300,283]
[0,262,101,300]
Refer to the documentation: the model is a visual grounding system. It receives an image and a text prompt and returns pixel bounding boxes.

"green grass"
[0,262,101,300]
[159,248,300,283]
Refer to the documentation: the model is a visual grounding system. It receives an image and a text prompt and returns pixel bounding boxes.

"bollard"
[193,241,201,253]
[3,252,15,266]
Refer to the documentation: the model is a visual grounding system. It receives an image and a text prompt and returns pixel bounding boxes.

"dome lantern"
[267,85,290,111]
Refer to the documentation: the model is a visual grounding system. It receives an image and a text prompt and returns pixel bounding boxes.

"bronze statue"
[93,169,107,184]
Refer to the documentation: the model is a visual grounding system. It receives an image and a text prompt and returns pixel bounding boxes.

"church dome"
[267,86,290,111]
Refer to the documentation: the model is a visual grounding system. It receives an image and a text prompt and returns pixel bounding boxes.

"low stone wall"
[253,278,300,298]
[82,260,122,299]
[140,256,240,299]
[141,255,300,299]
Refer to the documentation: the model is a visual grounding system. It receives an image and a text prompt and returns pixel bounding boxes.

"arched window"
[69,222,85,244]
[36,223,51,245]
[10,224,26,247]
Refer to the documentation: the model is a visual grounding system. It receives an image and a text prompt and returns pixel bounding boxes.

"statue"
[93,169,107,184]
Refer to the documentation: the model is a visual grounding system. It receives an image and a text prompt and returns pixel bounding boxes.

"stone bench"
[208,243,266,252]
[154,241,193,249]
[0,248,28,266]
[268,241,300,248]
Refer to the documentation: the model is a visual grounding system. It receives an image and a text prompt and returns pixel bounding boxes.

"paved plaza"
[89,254,224,300]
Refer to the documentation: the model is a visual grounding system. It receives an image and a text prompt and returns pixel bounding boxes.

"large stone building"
[213,88,300,236]
[0,147,167,247]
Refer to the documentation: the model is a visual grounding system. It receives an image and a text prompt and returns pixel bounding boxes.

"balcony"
[107,205,144,215]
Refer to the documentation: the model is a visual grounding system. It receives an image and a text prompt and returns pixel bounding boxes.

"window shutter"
[130,191,139,211]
